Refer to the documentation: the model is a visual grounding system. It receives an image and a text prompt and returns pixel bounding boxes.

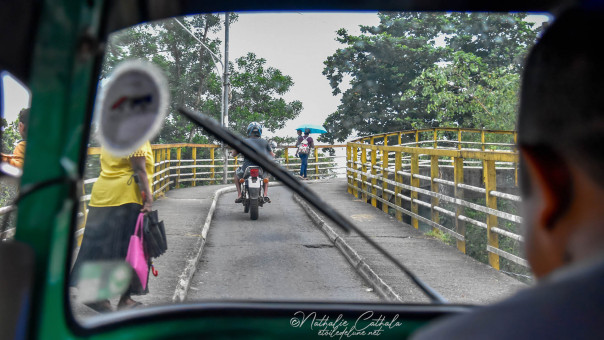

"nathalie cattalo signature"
[289,311,403,337]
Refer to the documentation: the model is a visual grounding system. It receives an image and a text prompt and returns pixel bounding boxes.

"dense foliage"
[321,12,546,143]
[1,118,21,153]
[102,14,302,144]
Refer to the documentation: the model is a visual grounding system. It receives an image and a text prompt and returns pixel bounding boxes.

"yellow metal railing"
[73,143,346,243]
[346,128,526,271]
[3,143,346,242]
[282,145,347,179]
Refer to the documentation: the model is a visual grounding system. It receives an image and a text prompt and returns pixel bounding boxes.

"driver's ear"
[520,145,573,231]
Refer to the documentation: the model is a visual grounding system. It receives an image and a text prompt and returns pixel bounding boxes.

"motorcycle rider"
[232,122,275,203]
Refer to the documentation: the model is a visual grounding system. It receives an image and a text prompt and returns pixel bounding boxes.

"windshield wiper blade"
[178,107,447,304]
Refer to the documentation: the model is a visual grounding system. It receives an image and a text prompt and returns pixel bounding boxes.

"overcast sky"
[1,12,379,139]
[2,12,547,140]
[224,12,379,138]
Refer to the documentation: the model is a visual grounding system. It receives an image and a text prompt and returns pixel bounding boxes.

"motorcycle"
[240,166,268,220]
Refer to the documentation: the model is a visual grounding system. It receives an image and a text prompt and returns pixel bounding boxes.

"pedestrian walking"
[296,128,314,179]
[70,141,154,312]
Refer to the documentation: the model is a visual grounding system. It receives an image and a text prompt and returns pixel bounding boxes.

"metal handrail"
[346,128,525,271]
[1,143,346,242]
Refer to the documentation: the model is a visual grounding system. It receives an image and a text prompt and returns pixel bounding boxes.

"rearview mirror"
[95,60,169,156]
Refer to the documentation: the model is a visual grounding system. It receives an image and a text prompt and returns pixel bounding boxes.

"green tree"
[103,15,225,144]
[101,14,301,145]
[444,13,545,73]
[1,118,21,153]
[403,51,520,131]
[228,53,303,136]
[322,12,545,143]
[322,12,447,143]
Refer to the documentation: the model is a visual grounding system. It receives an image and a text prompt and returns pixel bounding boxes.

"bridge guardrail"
[1,143,345,242]
[346,128,527,272]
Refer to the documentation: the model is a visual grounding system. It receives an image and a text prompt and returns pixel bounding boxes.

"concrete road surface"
[187,186,380,302]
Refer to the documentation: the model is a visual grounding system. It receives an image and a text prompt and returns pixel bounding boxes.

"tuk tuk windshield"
[47,11,551,322]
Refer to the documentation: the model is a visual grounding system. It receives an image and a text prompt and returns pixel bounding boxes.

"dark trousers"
[299,153,308,178]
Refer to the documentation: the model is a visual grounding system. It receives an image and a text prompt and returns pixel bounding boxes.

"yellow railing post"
[458,129,462,150]
[210,147,215,185]
[347,145,352,194]
[485,159,500,270]
[153,149,159,196]
[454,157,466,253]
[397,132,402,146]
[315,147,319,179]
[394,151,402,221]
[514,132,518,186]
[176,148,181,188]
[284,147,289,170]
[430,155,440,233]
[158,148,163,193]
[160,148,165,193]
[433,129,438,149]
[160,148,165,192]
[370,146,377,208]
[410,153,419,229]
[192,147,197,187]
[381,149,389,213]
[481,130,487,185]
[234,155,238,174]
[361,147,367,202]
[352,145,359,198]
[415,130,419,147]
[166,148,171,193]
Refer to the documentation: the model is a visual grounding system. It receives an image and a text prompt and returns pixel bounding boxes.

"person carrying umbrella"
[295,128,314,179]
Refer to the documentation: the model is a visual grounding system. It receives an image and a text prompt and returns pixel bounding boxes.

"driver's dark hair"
[518,8,604,193]
[18,108,29,127]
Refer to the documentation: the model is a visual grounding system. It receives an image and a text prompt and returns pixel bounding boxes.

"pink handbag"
[126,213,148,290]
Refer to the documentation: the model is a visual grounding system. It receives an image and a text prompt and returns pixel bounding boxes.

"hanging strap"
[134,212,145,240]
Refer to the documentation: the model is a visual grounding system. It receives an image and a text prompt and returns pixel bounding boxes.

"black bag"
[143,210,167,258]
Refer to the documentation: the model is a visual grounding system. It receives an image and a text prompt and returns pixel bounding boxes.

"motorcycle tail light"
[250,168,259,178]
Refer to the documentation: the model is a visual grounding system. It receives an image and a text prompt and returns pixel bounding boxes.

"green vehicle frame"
[0,0,572,339]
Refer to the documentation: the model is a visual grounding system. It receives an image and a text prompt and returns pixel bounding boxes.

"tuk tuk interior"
[0,0,580,339]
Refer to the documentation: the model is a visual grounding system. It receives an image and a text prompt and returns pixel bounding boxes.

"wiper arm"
[178,107,447,304]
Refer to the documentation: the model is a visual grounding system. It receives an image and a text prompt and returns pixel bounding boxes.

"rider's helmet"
[247,122,262,137]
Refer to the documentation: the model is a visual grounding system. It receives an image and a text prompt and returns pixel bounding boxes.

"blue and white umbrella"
[296,124,327,134]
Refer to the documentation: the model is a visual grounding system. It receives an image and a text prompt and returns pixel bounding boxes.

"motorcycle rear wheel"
[250,197,259,220]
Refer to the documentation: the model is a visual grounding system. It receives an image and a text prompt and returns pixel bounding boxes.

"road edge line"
[293,193,403,302]
[172,182,284,302]
[172,186,235,302]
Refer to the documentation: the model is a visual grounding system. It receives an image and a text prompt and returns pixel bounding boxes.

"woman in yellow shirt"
[71,141,154,312]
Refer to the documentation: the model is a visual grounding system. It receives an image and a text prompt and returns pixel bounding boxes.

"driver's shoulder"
[412,259,604,340]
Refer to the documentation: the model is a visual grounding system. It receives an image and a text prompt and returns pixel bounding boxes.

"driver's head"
[18,108,29,138]
[518,9,604,278]
[247,122,262,138]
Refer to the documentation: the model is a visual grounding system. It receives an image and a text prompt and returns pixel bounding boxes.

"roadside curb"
[293,194,403,302]
[172,182,284,302]
[172,186,235,302]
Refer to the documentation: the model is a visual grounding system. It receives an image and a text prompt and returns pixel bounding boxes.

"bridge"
[2,127,529,312]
